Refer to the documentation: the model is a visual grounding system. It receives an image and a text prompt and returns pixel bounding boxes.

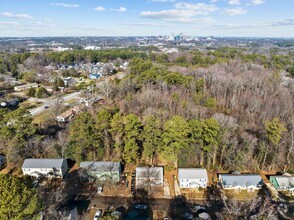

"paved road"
[89,195,205,211]
[85,195,205,219]
[29,91,81,116]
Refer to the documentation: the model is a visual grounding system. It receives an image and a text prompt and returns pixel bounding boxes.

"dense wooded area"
[0,47,293,219]
[0,48,293,172]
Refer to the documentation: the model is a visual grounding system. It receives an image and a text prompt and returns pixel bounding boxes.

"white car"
[97,186,103,194]
[93,209,102,220]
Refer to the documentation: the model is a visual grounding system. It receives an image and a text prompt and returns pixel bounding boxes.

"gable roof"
[14,83,38,89]
[22,159,66,169]
[136,167,163,180]
[178,168,208,180]
[80,161,120,173]
[272,176,294,188]
[219,174,262,187]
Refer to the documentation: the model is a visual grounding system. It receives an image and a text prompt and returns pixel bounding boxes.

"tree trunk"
[200,151,204,166]
[212,146,217,167]
[284,128,294,172]
[262,144,269,170]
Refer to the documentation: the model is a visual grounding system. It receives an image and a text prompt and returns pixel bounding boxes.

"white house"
[80,161,121,182]
[219,174,263,191]
[136,166,164,188]
[178,168,208,189]
[14,83,38,92]
[270,175,294,192]
[0,155,6,168]
[22,158,68,178]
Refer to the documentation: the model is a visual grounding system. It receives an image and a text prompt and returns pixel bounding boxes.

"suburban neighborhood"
[1,154,293,219]
[0,27,294,220]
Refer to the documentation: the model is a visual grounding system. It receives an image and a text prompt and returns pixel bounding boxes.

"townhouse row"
[18,158,294,193]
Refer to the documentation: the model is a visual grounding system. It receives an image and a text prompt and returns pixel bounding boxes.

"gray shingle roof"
[80,161,120,173]
[220,174,262,187]
[178,168,208,180]
[274,176,294,188]
[22,159,66,169]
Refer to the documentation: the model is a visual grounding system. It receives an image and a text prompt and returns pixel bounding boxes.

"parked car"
[134,204,147,210]
[93,209,102,220]
[32,179,39,188]
[182,212,193,220]
[97,186,103,194]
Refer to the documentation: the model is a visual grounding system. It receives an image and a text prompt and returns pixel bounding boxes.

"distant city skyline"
[0,0,293,37]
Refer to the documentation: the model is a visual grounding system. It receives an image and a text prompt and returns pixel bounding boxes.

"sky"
[0,0,293,37]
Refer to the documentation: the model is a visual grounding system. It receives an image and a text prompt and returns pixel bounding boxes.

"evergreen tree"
[201,118,220,167]
[142,115,162,164]
[123,138,139,163]
[96,109,115,158]
[161,116,190,166]
[265,118,287,145]
[110,113,125,157]
[262,118,287,169]
[0,175,41,220]
[35,87,50,98]
[67,112,101,162]
[26,87,36,97]
[123,114,143,163]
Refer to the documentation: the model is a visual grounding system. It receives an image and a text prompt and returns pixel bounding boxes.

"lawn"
[32,111,51,124]
[224,189,259,200]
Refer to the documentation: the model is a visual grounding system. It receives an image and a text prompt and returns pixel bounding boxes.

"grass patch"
[225,189,258,200]
[33,111,51,124]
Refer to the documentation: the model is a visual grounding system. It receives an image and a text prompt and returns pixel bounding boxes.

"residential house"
[270,175,294,192]
[56,110,75,122]
[83,97,105,107]
[80,161,121,182]
[14,83,38,92]
[219,174,263,191]
[60,207,78,220]
[63,77,77,87]
[0,98,19,109]
[0,155,6,168]
[22,158,68,178]
[56,105,84,122]
[89,73,101,80]
[136,166,164,188]
[178,168,208,189]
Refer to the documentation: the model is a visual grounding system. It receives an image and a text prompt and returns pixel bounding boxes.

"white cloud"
[211,0,218,3]
[50,3,79,8]
[0,12,33,19]
[251,0,266,5]
[222,7,247,16]
[228,0,241,5]
[213,18,294,29]
[111,7,127,12]
[0,21,19,25]
[94,6,106,11]
[141,3,218,23]
[271,18,294,27]
[174,3,218,13]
